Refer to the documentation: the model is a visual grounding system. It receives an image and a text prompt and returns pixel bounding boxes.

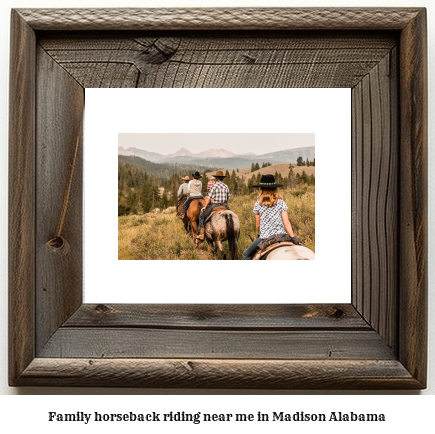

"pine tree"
[309,174,315,185]
[142,196,151,213]
[201,172,209,193]
[288,165,295,189]
[300,170,308,184]
[254,162,260,171]
[251,162,255,172]
[160,191,169,210]
[297,156,304,166]
[295,172,301,185]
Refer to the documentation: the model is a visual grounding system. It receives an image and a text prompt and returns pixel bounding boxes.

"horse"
[265,245,315,260]
[178,196,206,240]
[248,234,315,260]
[177,196,190,234]
[203,208,240,260]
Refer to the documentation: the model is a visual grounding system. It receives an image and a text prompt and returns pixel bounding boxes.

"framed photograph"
[85,88,350,304]
[9,8,427,388]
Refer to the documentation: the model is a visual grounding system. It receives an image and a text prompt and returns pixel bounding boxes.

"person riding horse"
[178,171,204,219]
[196,170,230,241]
[176,175,190,216]
[243,174,296,260]
[206,175,216,195]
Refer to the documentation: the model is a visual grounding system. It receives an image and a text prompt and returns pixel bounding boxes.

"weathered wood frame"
[9,8,427,388]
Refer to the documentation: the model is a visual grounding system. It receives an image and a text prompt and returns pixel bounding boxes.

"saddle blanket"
[204,206,229,225]
[253,241,295,260]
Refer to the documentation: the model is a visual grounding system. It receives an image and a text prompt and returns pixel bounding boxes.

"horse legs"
[215,240,226,260]
[207,239,217,259]
[190,220,199,244]
[183,218,190,234]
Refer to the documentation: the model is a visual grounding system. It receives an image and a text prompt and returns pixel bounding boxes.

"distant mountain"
[257,147,315,162]
[195,148,236,159]
[123,147,166,162]
[118,155,219,179]
[118,146,135,156]
[119,146,314,170]
[165,147,196,159]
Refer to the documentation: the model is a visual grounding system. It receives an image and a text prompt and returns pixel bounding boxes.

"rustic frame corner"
[9,8,427,389]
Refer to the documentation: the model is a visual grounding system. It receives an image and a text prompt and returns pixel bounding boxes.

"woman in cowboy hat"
[196,170,230,240]
[243,174,295,260]
[178,171,204,219]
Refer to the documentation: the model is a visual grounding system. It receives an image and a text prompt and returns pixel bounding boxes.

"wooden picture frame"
[9,8,427,389]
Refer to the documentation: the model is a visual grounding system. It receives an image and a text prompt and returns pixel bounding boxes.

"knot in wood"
[45,236,70,255]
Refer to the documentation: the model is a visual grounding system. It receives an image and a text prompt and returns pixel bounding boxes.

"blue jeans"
[243,237,262,260]
[198,203,228,229]
[182,196,204,213]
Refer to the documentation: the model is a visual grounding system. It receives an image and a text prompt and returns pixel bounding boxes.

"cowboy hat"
[192,171,203,179]
[213,170,227,178]
[181,175,190,181]
[252,174,284,188]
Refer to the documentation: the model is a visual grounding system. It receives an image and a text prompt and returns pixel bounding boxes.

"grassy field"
[118,185,315,260]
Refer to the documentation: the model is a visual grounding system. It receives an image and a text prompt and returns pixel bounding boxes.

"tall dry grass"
[118,185,315,260]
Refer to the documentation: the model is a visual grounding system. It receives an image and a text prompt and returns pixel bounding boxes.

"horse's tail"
[224,213,239,260]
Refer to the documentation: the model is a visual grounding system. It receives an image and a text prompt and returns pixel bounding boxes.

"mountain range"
[118,146,314,170]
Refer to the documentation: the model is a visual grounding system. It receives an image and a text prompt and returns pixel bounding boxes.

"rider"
[176,175,190,215]
[196,170,230,241]
[243,174,295,260]
[206,175,216,193]
[178,171,204,219]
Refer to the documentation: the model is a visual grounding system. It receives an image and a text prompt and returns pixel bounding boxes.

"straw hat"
[181,175,190,181]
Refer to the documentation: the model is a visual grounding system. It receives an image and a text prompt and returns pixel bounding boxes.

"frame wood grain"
[9,8,427,389]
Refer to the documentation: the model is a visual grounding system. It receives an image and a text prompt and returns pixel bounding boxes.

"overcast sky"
[118,133,315,155]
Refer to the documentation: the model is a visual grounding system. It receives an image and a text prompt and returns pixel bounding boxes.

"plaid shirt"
[207,180,215,191]
[208,181,230,203]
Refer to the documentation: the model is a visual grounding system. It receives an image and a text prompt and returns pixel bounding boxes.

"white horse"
[265,244,315,260]
[204,210,240,260]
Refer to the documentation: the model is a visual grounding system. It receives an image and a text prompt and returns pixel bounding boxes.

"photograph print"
[118,133,315,261]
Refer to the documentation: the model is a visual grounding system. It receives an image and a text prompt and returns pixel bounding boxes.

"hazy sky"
[118,133,314,155]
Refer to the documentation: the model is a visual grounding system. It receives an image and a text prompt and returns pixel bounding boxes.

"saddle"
[253,241,295,260]
[204,206,229,225]
[185,197,203,211]
[252,234,302,260]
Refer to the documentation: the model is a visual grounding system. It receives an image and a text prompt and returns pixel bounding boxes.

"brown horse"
[178,196,206,240]
[204,209,240,260]
[177,196,190,234]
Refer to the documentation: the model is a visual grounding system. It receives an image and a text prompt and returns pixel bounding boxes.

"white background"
[85,88,351,303]
[0,0,434,424]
